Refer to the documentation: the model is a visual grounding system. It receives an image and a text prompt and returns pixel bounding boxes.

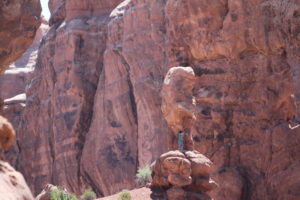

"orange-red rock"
[15,0,300,199]
[0,115,15,151]
[0,117,33,200]
[151,150,215,199]
[0,0,41,72]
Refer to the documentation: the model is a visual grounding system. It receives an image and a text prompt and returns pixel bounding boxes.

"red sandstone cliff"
[0,1,41,199]
[0,21,49,167]
[0,0,41,73]
[15,0,300,199]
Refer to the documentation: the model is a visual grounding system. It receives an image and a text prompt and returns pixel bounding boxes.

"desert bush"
[118,190,132,200]
[136,165,152,186]
[80,188,96,200]
[50,188,77,200]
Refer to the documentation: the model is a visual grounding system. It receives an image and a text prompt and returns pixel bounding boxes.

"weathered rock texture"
[0,116,33,200]
[0,21,49,117]
[0,22,49,166]
[18,0,300,199]
[161,67,197,150]
[151,150,217,200]
[0,160,34,200]
[35,184,55,200]
[0,0,41,73]
[0,1,41,200]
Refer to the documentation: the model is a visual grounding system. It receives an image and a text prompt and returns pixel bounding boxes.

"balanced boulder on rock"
[151,150,217,200]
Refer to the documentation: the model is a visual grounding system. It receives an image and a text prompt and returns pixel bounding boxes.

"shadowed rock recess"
[15,0,300,199]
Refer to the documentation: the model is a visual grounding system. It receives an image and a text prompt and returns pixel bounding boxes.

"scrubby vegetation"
[118,190,132,200]
[136,165,152,186]
[50,188,77,200]
[80,188,97,200]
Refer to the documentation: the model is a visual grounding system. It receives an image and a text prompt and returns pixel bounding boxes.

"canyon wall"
[0,1,41,199]
[0,21,49,166]
[17,0,300,199]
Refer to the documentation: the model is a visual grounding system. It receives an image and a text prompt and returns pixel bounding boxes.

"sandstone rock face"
[0,160,34,200]
[161,67,197,150]
[0,21,49,122]
[151,150,217,200]
[209,168,244,200]
[0,22,49,166]
[0,117,33,200]
[0,0,41,72]
[65,0,123,21]
[18,0,300,199]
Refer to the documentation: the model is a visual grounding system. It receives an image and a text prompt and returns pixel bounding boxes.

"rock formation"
[0,21,49,124]
[0,116,33,200]
[0,0,41,73]
[0,21,49,166]
[16,0,300,199]
[0,160,34,200]
[0,1,42,200]
[161,66,197,150]
[150,150,217,200]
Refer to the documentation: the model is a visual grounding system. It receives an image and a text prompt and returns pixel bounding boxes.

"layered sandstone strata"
[18,0,300,199]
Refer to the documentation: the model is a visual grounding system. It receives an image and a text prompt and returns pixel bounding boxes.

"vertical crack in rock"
[113,49,139,170]
[220,0,229,31]
[113,50,138,125]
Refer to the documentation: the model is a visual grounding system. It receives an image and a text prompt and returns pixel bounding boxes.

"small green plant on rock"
[118,190,132,200]
[136,165,152,187]
[80,188,96,200]
[50,188,77,200]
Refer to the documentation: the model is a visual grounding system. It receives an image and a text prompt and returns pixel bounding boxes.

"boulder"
[151,150,216,199]
[185,151,214,177]
[163,157,191,177]
[168,173,192,187]
[0,160,34,200]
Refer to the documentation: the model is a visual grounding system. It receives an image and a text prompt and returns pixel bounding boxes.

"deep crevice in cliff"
[112,49,139,171]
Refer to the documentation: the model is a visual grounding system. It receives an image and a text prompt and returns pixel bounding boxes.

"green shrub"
[50,188,77,200]
[118,190,132,200]
[136,165,152,186]
[80,189,96,200]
